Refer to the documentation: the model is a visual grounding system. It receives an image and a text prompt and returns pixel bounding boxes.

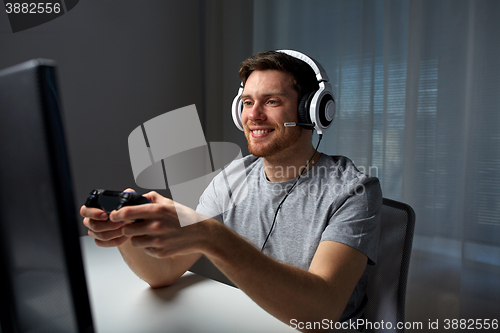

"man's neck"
[262,147,321,182]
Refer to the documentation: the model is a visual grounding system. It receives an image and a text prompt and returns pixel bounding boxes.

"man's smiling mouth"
[252,129,274,135]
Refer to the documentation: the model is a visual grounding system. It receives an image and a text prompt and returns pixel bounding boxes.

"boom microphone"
[284,122,315,130]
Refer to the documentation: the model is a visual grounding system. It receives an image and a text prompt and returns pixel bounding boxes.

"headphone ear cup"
[297,91,314,127]
[317,92,335,129]
[231,87,244,131]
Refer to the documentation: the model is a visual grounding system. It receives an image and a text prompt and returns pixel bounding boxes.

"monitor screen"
[0,59,94,333]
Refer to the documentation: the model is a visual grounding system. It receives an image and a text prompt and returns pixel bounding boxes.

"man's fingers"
[94,235,129,248]
[80,205,108,220]
[110,202,176,223]
[128,235,156,248]
[84,218,125,232]
[88,228,125,242]
[142,191,171,204]
[122,220,171,237]
[109,205,151,223]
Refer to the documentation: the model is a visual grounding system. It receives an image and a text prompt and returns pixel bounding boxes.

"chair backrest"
[362,198,416,333]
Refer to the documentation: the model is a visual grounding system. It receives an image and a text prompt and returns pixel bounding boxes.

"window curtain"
[205,0,500,323]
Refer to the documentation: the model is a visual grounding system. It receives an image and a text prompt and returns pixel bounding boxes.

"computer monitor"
[0,59,94,332]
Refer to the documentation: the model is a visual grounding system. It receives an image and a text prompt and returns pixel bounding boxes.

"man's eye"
[267,100,278,105]
[243,101,253,107]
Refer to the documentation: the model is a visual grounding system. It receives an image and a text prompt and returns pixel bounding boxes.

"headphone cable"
[260,133,323,252]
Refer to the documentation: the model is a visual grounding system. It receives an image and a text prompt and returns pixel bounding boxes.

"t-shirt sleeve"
[195,176,224,223]
[320,177,382,265]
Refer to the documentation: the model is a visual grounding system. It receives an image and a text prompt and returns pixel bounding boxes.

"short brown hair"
[238,51,319,99]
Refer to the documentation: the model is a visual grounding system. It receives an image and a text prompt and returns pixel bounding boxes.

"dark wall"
[0,1,205,234]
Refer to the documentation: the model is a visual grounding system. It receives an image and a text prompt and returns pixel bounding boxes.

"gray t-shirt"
[196,153,382,321]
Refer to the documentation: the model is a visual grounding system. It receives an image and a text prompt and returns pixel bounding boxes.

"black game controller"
[85,189,151,214]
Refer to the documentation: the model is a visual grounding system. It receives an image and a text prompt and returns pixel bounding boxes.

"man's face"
[240,70,303,158]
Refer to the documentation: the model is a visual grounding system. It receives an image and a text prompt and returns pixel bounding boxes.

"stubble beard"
[246,126,302,158]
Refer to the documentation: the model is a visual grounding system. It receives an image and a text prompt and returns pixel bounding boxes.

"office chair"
[362,198,416,333]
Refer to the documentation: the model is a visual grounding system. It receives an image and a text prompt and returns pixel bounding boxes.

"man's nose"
[247,102,266,122]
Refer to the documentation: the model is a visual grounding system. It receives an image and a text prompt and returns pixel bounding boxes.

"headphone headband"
[276,49,330,83]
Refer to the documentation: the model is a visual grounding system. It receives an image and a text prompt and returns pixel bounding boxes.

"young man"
[81,51,382,330]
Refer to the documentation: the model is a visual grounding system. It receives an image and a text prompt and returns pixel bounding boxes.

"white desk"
[80,236,293,333]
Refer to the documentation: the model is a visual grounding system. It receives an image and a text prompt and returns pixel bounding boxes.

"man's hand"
[81,206,129,247]
[110,191,210,259]
[80,188,140,247]
[82,190,204,288]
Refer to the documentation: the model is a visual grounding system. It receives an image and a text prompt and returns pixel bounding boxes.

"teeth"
[253,129,271,134]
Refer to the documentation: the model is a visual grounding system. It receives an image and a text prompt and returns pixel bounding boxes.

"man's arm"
[204,221,368,327]
[113,194,368,330]
[80,195,202,288]
[116,240,202,288]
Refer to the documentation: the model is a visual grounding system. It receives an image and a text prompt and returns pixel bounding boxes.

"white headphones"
[231,50,336,135]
